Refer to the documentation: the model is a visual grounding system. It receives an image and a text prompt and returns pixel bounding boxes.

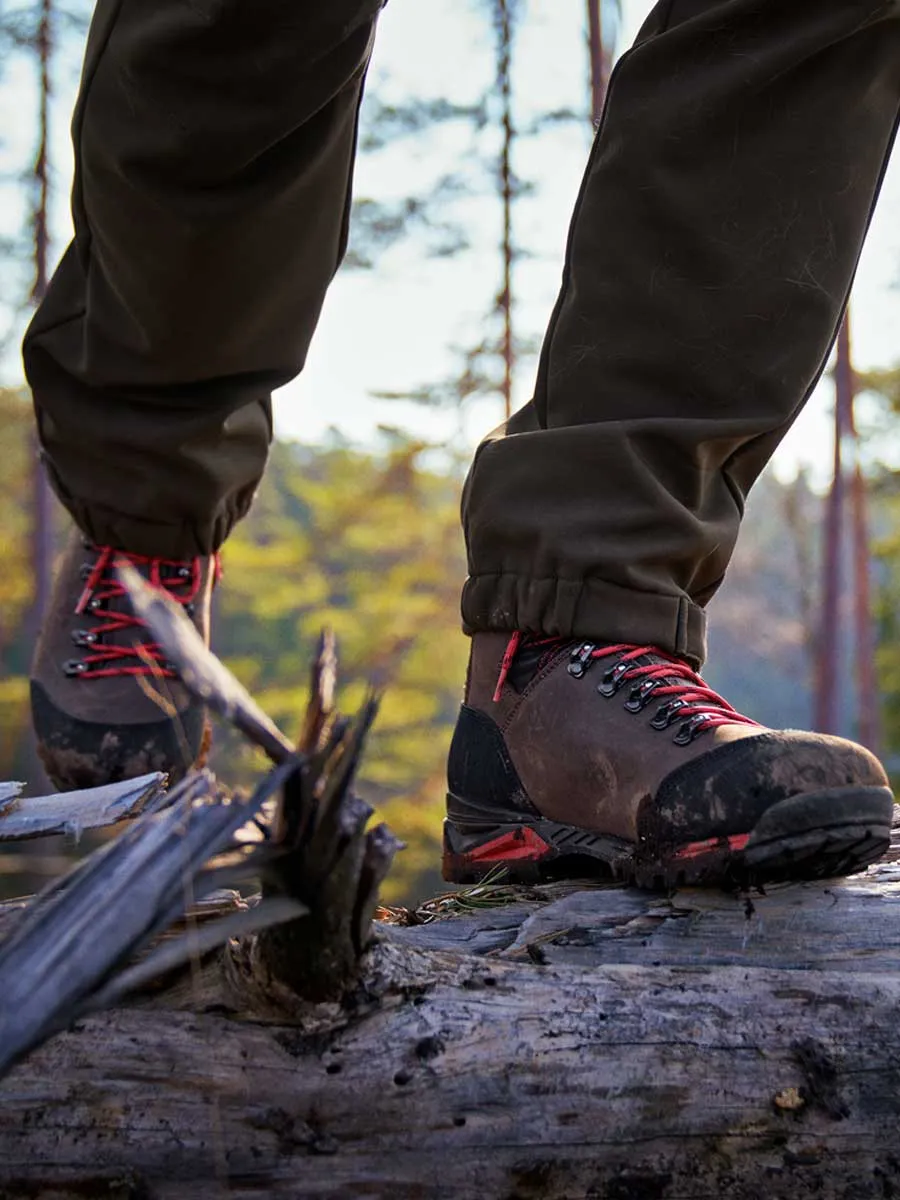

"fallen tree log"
[2,854,900,1199]
[1,573,899,1198]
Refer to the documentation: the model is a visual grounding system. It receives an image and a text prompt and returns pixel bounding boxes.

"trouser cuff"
[461,572,707,668]
[48,466,248,559]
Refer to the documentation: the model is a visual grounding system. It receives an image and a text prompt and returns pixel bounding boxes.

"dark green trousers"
[24,0,900,666]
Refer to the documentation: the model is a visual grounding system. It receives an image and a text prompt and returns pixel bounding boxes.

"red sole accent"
[465,826,551,864]
[671,832,751,862]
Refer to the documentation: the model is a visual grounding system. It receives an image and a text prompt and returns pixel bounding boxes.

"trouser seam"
[657,0,678,34]
[531,46,632,416]
[723,104,900,489]
[22,0,124,352]
[531,0,679,417]
[73,0,126,258]
[676,598,690,658]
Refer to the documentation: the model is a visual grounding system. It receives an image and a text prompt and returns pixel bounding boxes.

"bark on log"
[2,848,900,1199]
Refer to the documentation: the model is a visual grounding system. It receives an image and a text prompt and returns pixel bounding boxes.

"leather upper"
[465,632,889,843]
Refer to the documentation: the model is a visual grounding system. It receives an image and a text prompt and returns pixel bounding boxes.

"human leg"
[447,0,900,886]
[27,0,381,787]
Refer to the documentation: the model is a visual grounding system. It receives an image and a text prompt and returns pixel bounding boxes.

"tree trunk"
[2,847,900,1199]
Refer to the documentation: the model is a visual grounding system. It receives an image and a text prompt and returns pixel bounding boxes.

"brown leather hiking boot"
[443,633,895,888]
[30,531,217,791]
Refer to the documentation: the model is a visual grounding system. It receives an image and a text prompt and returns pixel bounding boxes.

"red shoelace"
[493,632,759,741]
[68,545,215,680]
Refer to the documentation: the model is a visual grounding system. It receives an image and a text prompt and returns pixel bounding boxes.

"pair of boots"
[31,536,893,889]
[25,0,900,888]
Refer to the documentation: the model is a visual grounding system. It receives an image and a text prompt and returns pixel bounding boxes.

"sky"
[1,0,898,486]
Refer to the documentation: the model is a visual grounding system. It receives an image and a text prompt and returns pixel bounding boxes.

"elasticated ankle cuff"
[49,471,246,559]
[461,571,707,668]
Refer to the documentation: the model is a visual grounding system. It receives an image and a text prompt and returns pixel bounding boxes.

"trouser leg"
[461,0,900,665]
[24,0,381,558]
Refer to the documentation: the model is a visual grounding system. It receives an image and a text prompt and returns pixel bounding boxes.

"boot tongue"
[508,637,710,716]
[565,641,706,715]
[504,637,673,695]
[510,638,757,745]
[595,646,688,692]
[506,636,569,694]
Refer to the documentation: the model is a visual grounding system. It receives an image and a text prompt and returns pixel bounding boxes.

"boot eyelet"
[650,698,685,730]
[672,713,713,745]
[79,563,93,581]
[625,679,658,713]
[88,596,102,611]
[63,659,88,677]
[184,603,195,617]
[598,661,630,698]
[176,565,192,580]
[72,630,99,647]
[567,642,596,679]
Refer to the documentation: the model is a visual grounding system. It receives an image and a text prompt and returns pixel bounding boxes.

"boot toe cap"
[30,680,209,792]
[648,730,891,844]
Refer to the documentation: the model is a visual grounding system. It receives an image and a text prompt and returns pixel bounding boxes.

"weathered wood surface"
[387,865,900,971]
[0,772,164,841]
[0,762,314,1078]
[0,782,23,815]
[2,844,900,1200]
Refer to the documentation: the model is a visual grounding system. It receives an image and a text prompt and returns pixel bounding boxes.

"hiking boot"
[443,632,895,888]
[30,531,218,791]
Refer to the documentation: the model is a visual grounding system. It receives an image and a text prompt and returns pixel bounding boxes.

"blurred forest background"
[0,0,898,903]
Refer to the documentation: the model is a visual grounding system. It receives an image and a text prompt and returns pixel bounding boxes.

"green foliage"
[859,366,900,413]
[862,365,900,761]
[210,436,469,900]
[0,388,69,784]
[0,389,36,677]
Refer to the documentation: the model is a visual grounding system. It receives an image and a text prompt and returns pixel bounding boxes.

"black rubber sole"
[443,786,895,890]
